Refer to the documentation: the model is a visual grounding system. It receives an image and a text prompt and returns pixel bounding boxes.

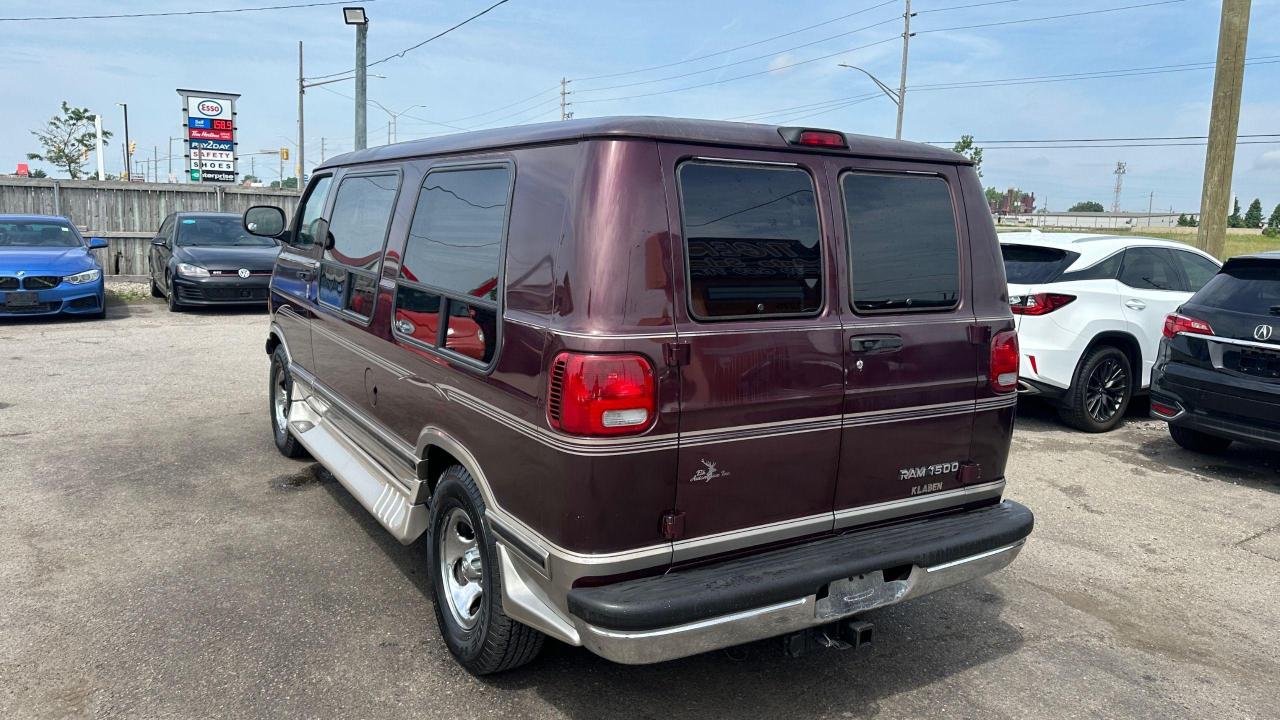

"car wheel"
[1169,425,1233,454]
[269,346,308,459]
[428,465,544,675]
[166,275,184,313]
[1059,346,1132,433]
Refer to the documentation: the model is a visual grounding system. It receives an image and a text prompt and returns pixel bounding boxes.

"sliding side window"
[319,172,399,319]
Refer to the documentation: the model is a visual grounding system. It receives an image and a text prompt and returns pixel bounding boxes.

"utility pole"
[298,40,306,190]
[895,0,914,140]
[1148,191,1154,226]
[1112,161,1126,213]
[560,77,573,120]
[93,115,105,181]
[250,155,255,180]
[320,137,326,163]
[388,120,394,144]
[1196,0,1251,258]
[354,18,368,150]
[153,146,159,182]
[118,103,130,180]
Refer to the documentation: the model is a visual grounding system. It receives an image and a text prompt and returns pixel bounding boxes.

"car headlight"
[177,263,210,278]
[64,269,101,285]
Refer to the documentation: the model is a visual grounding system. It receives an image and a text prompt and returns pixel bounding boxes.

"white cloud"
[1255,150,1280,171]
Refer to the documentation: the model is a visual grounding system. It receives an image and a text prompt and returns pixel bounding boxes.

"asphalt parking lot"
[2,300,1278,720]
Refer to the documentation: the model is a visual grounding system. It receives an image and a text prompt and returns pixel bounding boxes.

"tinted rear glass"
[1190,265,1280,315]
[843,173,959,313]
[678,162,823,319]
[1001,244,1080,284]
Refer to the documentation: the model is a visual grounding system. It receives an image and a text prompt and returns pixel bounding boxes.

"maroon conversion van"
[242,117,1033,674]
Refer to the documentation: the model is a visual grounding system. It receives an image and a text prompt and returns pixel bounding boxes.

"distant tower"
[559,77,573,121]
[1112,161,1127,213]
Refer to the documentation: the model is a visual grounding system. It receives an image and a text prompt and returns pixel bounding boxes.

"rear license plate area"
[3,291,38,308]
[1231,348,1280,380]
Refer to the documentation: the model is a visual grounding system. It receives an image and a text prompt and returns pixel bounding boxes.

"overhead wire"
[0,1,371,21]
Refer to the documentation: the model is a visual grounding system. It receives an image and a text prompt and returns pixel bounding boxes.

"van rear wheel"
[427,465,543,675]
[1059,346,1132,433]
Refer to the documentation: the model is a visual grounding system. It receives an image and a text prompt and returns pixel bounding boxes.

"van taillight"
[547,352,656,436]
[1163,313,1213,339]
[990,330,1019,393]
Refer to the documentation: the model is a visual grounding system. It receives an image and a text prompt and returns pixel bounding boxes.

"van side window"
[393,165,511,364]
[318,173,399,318]
[677,162,823,319]
[294,175,332,248]
[843,173,959,313]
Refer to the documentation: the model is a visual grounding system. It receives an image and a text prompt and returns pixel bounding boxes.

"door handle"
[298,269,315,281]
[850,334,903,353]
[1124,299,1147,310]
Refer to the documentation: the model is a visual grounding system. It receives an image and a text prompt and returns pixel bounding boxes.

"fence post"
[216,186,223,211]
[52,180,61,216]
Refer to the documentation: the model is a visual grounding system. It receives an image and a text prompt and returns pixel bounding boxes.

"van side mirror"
[88,237,109,250]
[151,237,167,247]
[244,205,287,238]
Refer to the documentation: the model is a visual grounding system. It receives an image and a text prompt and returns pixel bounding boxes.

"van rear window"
[843,173,959,313]
[677,162,823,319]
[1001,244,1080,284]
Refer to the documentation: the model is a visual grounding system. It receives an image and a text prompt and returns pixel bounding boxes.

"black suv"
[1151,251,1280,453]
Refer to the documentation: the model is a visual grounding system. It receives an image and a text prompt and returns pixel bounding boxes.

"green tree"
[269,177,298,190]
[1243,198,1264,228]
[28,168,48,178]
[1069,201,1105,212]
[1267,203,1280,230]
[952,135,983,177]
[1227,196,1243,228]
[1177,213,1189,227]
[26,101,110,179]
[985,186,1002,206]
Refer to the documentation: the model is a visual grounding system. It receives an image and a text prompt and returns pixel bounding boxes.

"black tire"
[427,465,543,675]
[1169,425,1233,454]
[1059,345,1132,433]
[166,275,184,313]
[269,346,308,459]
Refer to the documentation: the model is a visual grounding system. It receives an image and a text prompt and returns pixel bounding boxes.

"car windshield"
[177,216,276,247]
[0,220,82,248]
[1001,244,1080,284]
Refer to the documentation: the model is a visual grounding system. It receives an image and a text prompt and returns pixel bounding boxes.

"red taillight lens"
[990,330,1020,393]
[797,130,847,147]
[547,352,656,437]
[1010,293,1076,315]
[1163,313,1214,340]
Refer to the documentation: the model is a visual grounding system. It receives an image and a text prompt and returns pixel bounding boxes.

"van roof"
[317,115,968,170]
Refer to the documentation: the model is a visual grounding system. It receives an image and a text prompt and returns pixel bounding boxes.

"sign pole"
[93,115,105,181]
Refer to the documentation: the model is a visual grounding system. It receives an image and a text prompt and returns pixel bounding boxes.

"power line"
[0,0,368,21]
[574,35,901,105]
[439,85,561,124]
[575,0,898,83]
[772,95,883,125]
[976,140,1280,149]
[916,0,1019,13]
[576,16,902,94]
[915,0,1187,35]
[925,133,1280,144]
[307,0,514,81]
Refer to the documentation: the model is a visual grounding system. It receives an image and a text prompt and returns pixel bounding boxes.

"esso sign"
[197,100,224,116]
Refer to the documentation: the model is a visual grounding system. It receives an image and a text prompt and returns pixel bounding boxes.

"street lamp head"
[342,6,367,24]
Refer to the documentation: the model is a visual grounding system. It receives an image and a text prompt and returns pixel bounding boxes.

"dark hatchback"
[148,212,281,311]
[1151,252,1280,453]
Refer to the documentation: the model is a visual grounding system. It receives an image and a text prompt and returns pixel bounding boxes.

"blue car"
[0,214,108,318]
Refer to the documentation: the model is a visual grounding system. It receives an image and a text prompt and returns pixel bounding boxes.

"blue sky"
[1,0,1277,213]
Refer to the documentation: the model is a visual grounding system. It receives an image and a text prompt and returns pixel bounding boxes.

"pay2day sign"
[178,89,240,183]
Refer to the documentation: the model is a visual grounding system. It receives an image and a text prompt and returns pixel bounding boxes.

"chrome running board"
[286,373,429,545]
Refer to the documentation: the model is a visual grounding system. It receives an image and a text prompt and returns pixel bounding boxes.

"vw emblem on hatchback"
[1256,324,1275,342]
[237,268,251,279]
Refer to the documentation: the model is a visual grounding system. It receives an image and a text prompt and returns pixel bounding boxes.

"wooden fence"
[0,177,299,276]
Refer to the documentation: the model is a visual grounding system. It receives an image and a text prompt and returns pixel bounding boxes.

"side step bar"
[286,379,429,545]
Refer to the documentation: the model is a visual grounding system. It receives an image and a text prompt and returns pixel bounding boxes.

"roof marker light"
[778,127,848,148]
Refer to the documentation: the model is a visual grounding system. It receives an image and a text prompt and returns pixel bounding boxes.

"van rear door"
[829,164,985,524]
[662,147,843,558]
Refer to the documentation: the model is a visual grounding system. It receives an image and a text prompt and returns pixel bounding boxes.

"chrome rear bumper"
[571,539,1025,665]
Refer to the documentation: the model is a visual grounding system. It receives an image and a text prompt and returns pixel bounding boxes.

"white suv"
[999,231,1221,432]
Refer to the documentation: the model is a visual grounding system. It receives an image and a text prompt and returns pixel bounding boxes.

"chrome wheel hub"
[272,365,289,432]
[439,507,484,630]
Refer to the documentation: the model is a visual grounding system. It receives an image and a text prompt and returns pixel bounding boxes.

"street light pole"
[118,103,130,179]
[896,0,913,140]
[298,41,306,189]
[355,20,368,150]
